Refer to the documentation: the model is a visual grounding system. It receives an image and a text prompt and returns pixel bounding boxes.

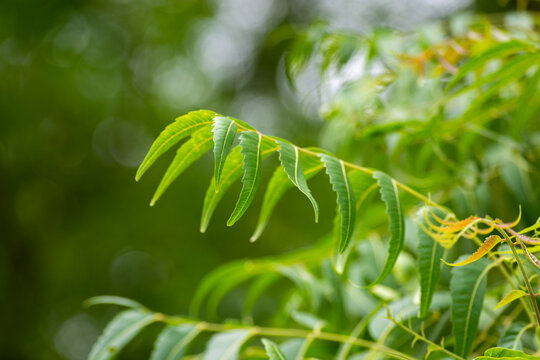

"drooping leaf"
[277,141,319,222]
[227,131,264,226]
[443,235,501,267]
[203,330,252,360]
[417,207,446,319]
[89,310,157,360]
[262,338,287,360]
[136,110,216,181]
[150,324,200,360]
[446,40,536,91]
[494,290,527,310]
[367,171,404,286]
[474,347,538,359]
[151,125,214,206]
[84,296,146,310]
[251,150,323,241]
[242,273,280,319]
[320,154,356,253]
[200,140,279,233]
[450,256,490,358]
[212,117,237,189]
[518,240,540,270]
[498,322,527,351]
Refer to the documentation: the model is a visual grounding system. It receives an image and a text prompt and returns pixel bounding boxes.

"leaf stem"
[497,228,540,329]
[160,314,416,360]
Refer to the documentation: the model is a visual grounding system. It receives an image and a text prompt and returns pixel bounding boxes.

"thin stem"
[386,313,465,360]
[160,314,415,360]
[234,124,447,212]
[497,228,540,329]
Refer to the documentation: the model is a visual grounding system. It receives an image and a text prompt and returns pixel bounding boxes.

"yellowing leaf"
[443,235,501,267]
[495,290,527,310]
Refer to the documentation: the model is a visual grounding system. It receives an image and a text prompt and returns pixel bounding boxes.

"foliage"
[88,12,540,360]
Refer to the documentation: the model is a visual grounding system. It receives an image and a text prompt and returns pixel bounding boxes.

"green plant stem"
[233,123,447,212]
[386,314,465,360]
[160,314,415,360]
[497,228,540,329]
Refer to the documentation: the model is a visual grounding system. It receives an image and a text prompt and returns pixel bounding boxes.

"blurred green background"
[0,0,529,359]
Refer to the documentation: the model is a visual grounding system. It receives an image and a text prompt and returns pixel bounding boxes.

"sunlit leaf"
[417,207,446,318]
[450,256,490,358]
[150,324,200,360]
[227,131,264,226]
[136,110,216,181]
[443,235,500,267]
[495,289,527,310]
[262,338,287,360]
[474,347,538,359]
[367,171,404,286]
[203,330,252,360]
[84,296,146,310]
[151,125,213,205]
[320,154,356,253]
[212,117,237,190]
[89,310,156,360]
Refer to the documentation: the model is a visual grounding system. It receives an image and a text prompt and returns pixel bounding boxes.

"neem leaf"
[320,154,356,253]
[84,296,146,310]
[89,310,157,360]
[150,324,201,360]
[495,290,528,310]
[250,151,323,241]
[443,235,501,267]
[136,110,216,181]
[203,330,252,360]
[200,139,278,233]
[227,131,264,226]
[367,171,404,286]
[417,207,446,319]
[498,322,527,351]
[474,347,538,359]
[262,338,287,360]
[151,125,214,206]
[277,141,319,222]
[450,256,490,358]
[212,117,237,190]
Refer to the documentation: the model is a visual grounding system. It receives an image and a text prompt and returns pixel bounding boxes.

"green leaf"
[277,141,319,222]
[242,273,280,319]
[474,347,538,359]
[495,289,528,310]
[203,330,252,360]
[446,40,536,91]
[227,131,264,226]
[151,125,214,206]
[136,110,216,181]
[417,207,446,318]
[367,171,404,286]
[251,150,323,241]
[212,117,237,190]
[89,310,156,360]
[320,154,356,253]
[450,256,490,358]
[498,322,527,351]
[262,338,287,360]
[150,324,200,360]
[84,296,146,310]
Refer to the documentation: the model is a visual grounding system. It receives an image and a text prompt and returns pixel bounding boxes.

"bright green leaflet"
[277,141,319,222]
[498,322,527,351]
[367,171,404,287]
[446,39,535,91]
[88,310,156,360]
[84,295,146,310]
[203,330,252,360]
[320,154,356,253]
[450,256,490,359]
[474,347,538,359]
[251,150,323,241]
[136,110,216,181]
[150,324,201,360]
[212,117,237,190]
[200,139,278,232]
[227,131,263,226]
[417,207,446,318]
[262,338,287,360]
[151,125,214,206]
